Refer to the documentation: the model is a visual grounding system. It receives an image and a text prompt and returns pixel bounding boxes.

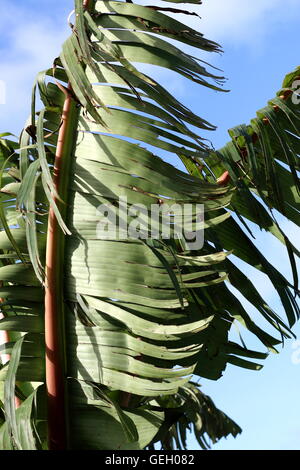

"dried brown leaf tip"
[279,89,293,100]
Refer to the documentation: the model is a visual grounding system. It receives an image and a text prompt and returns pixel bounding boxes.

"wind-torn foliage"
[0,0,299,450]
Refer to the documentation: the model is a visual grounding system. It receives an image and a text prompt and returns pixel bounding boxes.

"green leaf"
[3,336,25,449]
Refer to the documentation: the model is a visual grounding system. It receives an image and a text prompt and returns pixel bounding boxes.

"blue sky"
[0,0,299,450]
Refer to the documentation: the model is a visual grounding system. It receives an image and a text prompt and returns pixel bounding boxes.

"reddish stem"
[217,170,230,185]
[45,0,91,449]
[45,91,72,451]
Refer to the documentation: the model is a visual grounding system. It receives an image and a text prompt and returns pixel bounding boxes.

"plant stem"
[45,88,78,450]
[45,0,92,449]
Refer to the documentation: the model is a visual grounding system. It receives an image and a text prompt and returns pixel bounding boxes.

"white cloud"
[2,0,300,134]
[0,1,72,134]
[199,0,300,44]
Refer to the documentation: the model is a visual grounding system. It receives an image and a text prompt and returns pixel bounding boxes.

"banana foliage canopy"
[0,0,299,450]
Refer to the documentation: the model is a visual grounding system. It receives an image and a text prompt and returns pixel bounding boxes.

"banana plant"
[0,0,299,450]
